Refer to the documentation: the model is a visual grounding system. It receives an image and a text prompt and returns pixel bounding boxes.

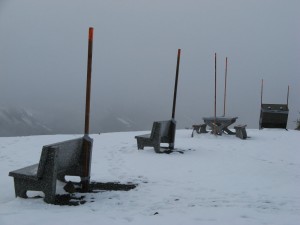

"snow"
[0,129,299,225]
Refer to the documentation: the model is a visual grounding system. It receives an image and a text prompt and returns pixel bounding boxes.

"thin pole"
[172,49,181,119]
[261,79,264,106]
[84,27,94,135]
[82,27,94,192]
[223,57,228,117]
[287,85,290,106]
[214,53,217,135]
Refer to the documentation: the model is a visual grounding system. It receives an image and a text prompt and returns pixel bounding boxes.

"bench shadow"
[54,181,137,206]
[160,147,196,154]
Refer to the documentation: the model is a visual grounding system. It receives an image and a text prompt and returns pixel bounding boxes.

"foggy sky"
[0,0,299,134]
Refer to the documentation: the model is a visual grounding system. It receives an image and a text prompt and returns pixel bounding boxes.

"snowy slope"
[0,129,299,225]
[0,107,52,137]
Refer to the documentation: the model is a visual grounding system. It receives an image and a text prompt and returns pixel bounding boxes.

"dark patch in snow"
[54,194,86,206]
[89,181,137,192]
[53,181,137,206]
[63,181,76,193]
[160,147,196,154]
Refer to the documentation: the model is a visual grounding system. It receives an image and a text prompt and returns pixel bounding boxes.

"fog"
[0,0,299,135]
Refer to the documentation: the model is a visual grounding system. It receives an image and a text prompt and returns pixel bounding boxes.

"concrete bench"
[8,136,93,203]
[191,124,208,137]
[234,125,247,139]
[135,119,176,153]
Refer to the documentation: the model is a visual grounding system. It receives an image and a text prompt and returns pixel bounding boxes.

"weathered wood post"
[169,49,181,150]
[261,78,264,106]
[259,78,264,129]
[223,57,228,117]
[172,49,181,120]
[82,27,94,192]
[214,53,217,135]
[287,85,290,106]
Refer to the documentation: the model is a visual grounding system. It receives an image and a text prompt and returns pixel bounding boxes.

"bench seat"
[9,164,40,180]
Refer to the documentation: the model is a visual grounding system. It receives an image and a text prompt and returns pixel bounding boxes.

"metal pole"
[261,79,263,106]
[82,27,94,192]
[172,49,181,119]
[223,57,228,117]
[287,85,290,106]
[214,53,217,135]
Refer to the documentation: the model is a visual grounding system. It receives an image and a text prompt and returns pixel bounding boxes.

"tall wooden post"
[84,27,94,135]
[82,27,94,192]
[214,53,217,135]
[261,79,264,106]
[223,57,228,117]
[287,85,290,107]
[172,49,181,119]
[259,78,264,130]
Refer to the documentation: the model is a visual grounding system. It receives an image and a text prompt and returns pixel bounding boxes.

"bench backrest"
[37,137,92,178]
[150,120,176,143]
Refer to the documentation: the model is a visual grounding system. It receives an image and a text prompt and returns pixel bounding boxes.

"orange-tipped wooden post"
[84,27,94,135]
[82,27,94,192]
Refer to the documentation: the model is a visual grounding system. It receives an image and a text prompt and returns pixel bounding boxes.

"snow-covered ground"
[0,129,299,225]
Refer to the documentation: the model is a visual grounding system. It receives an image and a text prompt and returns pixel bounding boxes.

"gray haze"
[0,0,299,135]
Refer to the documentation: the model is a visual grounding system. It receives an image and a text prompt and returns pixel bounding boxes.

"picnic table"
[203,116,238,135]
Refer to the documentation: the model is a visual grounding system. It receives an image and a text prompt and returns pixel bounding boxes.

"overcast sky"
[0,0,299,133]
